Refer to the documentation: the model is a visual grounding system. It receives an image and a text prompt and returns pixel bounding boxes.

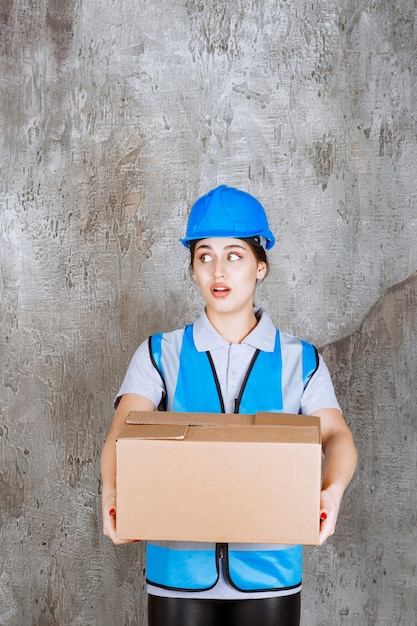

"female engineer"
[101,185,357,626]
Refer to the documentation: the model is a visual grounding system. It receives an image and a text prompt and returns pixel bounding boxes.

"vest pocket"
[226,543,303,592]
[146,541,219,591]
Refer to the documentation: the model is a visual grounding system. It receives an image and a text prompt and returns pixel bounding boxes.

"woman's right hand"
[102,495,138,545]
[101,394,154,546]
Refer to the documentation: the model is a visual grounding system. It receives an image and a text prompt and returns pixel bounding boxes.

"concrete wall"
[1,0,416,624]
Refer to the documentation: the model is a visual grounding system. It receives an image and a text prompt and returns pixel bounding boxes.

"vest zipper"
[233,348,260,413]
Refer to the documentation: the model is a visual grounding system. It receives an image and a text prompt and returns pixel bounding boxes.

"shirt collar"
[193,307,276,352]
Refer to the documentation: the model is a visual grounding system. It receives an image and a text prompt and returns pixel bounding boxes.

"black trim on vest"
[148,336,167,411]
[234,349,261,413]
[205,352,226,413]
[303,346,319,391]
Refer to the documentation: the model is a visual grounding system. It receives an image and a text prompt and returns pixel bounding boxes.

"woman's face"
[191,238,267,317]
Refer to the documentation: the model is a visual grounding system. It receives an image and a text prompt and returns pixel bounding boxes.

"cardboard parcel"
[116,411,322,545]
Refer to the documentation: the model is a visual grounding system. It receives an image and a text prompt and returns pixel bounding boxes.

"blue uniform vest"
[146,323,318,592]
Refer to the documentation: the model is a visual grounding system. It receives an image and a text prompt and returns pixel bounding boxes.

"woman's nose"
[214,261,225,278]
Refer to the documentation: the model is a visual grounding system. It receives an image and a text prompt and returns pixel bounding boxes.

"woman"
[101,185,357,626]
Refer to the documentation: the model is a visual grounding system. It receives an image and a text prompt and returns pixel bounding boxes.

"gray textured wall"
[1,0,416,624]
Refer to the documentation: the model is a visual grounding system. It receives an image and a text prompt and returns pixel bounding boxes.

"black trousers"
[148,593,301,626]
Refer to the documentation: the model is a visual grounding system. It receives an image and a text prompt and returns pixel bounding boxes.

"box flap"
[255,412,320,427]
[185,424,320,444]
[117,423,188,440]
[126,411,254,427]
[256,412,321,442]
[124,411,321,443]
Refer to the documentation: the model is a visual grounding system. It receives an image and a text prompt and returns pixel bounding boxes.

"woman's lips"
[211,283,231,298]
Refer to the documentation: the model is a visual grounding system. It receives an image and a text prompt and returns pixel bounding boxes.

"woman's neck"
[206,308,259,344]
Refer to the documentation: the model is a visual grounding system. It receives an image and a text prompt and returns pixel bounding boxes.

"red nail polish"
[109,507,116,516]
[320,512,327,521]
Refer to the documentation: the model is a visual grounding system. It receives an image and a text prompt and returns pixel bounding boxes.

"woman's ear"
[257,262,267,281]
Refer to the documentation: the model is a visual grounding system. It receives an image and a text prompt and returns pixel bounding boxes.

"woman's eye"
[228,253,241,261]
[200,254,212,263]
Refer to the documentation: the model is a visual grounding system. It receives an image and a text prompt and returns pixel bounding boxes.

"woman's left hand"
[318,487,341,545]
[311,408,358,546]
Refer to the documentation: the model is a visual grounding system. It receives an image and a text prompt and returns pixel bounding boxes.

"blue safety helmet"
[180,185,275,250]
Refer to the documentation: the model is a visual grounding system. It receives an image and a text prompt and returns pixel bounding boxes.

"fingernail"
[320,512,327,521]
[109,508,116,516]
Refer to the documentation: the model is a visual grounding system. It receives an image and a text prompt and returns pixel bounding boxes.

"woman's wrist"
[102,490,116,512]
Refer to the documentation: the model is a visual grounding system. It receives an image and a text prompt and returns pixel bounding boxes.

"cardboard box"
[116,412,322,545]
